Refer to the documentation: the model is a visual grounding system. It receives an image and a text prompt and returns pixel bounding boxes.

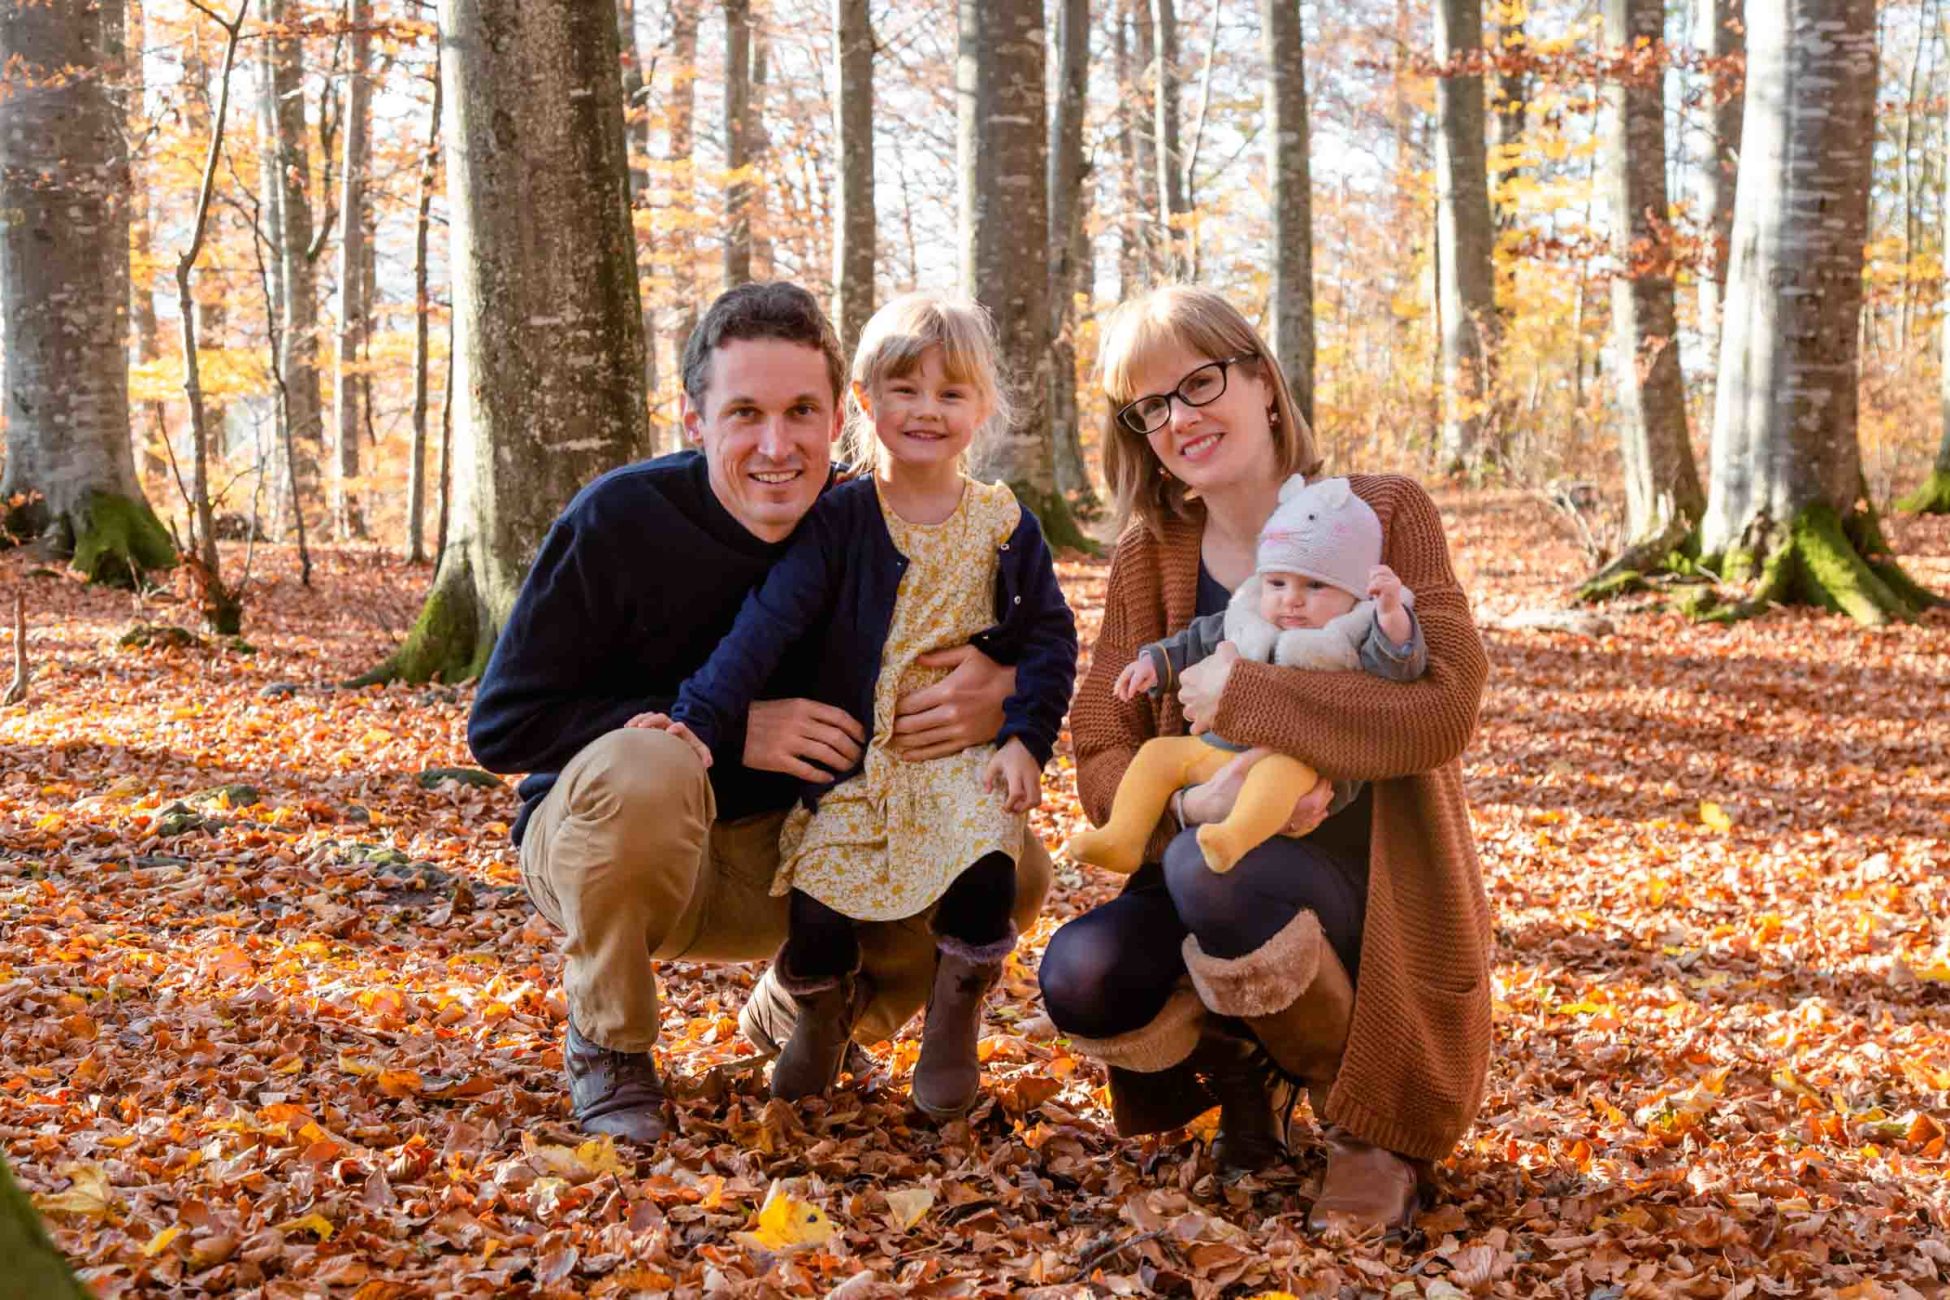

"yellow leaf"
[884,1186,934,1231]
[573,1135,629,1178]
[733,1180,837,1252]
[35,1163,112,1219]
[375,1069,423,1098]
[143,1224,186,1257]
[275,1211,335,1241]
[1699,800,1733,832]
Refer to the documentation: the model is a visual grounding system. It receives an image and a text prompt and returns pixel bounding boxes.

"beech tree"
[1260,0,1315,429]
[832,0,875,352]
[0,0,173,584]
[1589,0,1702,583]
[1701,0,1934,623]
[367,0,647,682]
[958,0,1085,549]
[1432,0,1500,476]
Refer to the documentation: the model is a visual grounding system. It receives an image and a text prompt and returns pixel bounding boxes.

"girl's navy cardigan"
[671,476,1079,805]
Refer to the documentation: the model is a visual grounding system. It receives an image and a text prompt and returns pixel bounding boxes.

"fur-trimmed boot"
[1063,984,1214,1136]
[1181,910,1353,1090]
[769,954,870,1102]
[739,964,879,1080]
[1308,1129,1428,1239]
[910,927,1016,1120]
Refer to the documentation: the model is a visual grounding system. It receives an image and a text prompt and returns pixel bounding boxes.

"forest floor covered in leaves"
[3,491,1947,1298]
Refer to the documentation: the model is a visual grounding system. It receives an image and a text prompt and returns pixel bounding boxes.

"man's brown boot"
[910,929,1014,1120]
[565,1021,671,1144]
[1308,1129,1424,1239]
[1190,1022,1300,1173]
[770,964,868,1102]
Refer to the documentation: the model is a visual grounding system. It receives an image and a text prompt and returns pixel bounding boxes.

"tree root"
[1006,480,1100,556]
[1696,505,1933,626]
[350,560,491,686]
[1896,466,1950,515]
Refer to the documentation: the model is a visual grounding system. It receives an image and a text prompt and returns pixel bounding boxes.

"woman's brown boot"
[910,928,1015,1120]
[1308,1129,1425,1238]
[1063,984,1213,1136]
[1180,910,1353,1090]
[770,958,869,1101]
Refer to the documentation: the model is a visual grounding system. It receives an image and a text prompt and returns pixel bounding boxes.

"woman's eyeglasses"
[1116,353,1256,436]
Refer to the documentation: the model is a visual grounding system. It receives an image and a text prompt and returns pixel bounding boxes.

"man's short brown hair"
[680,281,847,409]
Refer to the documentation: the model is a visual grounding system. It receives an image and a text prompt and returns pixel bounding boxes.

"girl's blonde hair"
[843,292,1012,470]
[1096,285,1321,536]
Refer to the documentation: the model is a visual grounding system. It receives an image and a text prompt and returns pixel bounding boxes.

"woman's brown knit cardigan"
[1070,474,1492,1162]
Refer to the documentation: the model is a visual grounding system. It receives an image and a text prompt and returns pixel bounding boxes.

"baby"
[1064,474,1427,875]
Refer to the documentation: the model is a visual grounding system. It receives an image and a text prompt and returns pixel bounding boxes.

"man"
[468,282,1052,1141]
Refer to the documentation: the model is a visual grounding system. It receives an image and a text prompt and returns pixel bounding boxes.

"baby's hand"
[625,711,713,769]
[984,738,1043,814]
[1368,564,1407,614]
[1115,656,1159,702]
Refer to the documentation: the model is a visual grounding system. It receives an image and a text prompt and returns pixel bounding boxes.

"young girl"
[651,293,1077,1119]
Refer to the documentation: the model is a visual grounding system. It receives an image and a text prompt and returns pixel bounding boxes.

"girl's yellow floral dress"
[773,477,1024,921]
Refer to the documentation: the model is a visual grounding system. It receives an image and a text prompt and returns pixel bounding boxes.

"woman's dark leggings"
[1037,828,1367,1040]
[782,851,1017,982]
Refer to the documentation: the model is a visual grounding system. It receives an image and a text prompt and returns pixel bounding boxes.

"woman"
[1038,286,1491,1237]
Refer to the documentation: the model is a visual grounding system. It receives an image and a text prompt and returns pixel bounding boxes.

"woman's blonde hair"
[1096,285,1320,536]
[842,292,1011,471]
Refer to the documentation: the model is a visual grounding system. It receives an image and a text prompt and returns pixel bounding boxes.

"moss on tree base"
[1006,480,1100,556]
[1698,505,1933,626]
[351,568,491,687]
[1897,466,1950,515]
[1574,520,1700,604]
[69,490,177,588]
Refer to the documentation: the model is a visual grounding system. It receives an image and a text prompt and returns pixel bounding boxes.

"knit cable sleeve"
[1070,530,1167,830]
[1209,476,1487,781]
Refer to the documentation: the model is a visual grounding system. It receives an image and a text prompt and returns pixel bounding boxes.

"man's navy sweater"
[468,451,819,842]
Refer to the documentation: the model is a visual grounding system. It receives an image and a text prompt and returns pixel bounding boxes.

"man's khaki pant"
[520,727,1053,1054]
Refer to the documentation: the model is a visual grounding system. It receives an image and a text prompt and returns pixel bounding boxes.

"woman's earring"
[1269,407,1281,427]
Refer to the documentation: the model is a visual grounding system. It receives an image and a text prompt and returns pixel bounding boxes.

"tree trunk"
[1150,0,1187,279]
[0,1153,89,1299]
[408,60,443,564]
[1261,0,1315,431]
[1898,0,1938,351]
[332,0,371,540]
[1592,0,1702,578]
[723,0,753,288]
[0,0,173,584]
[1694,0,1742,357]
[1049,0,1098,517]
[748,32,773,278]
[368,0,647,683]
[1433,0,1500,477]
[1491,8,1526,235]
[616,0,658,441]
[832,0,875,353]
[958,0,1084,550]
[667,1,701,357]
[1702,0,1932,622]
[129,0,170,490]
[257,0,324,519]
[1901,66,1950,515]
[1123,0,1161,287]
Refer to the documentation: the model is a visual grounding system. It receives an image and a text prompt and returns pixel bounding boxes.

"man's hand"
[1176,640,1241,735]
[1115,656,1159,702]
[625,711,713,769]
[891,645,1014,762]
[743,697,866,783]
[984,737,1043,813]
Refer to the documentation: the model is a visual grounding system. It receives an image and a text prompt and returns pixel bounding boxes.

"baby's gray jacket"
[1140,590,1428,816]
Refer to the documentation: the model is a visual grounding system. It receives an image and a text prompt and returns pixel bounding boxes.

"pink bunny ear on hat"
[1276,473,1310,504]
[1313,477,1352,509]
